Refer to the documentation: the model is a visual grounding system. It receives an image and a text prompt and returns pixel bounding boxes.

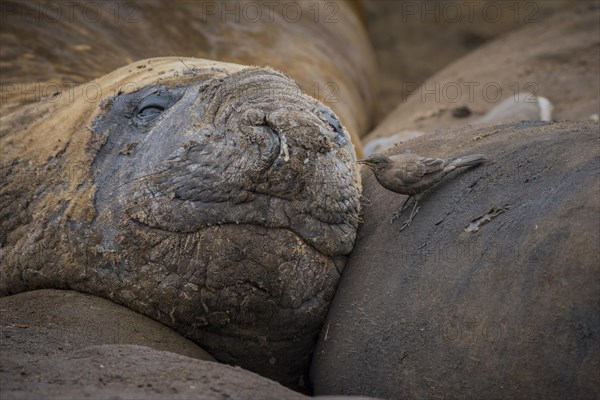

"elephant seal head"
[1,58,361,389]
[92,66,359,257]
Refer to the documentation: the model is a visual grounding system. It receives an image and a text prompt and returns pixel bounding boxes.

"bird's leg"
[390,195,414,223]
[399,200,420,231]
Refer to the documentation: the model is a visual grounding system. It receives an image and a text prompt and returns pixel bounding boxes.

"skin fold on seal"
[0,57,361,389]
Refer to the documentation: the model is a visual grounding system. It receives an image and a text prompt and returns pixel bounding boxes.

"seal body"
[0,0,376,390]
[0,58,361,389]
[367,4,600,142]
[1,0,377,155]
[311,121,600,400]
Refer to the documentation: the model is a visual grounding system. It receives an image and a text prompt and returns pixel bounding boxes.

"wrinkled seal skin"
[0,58,361,389]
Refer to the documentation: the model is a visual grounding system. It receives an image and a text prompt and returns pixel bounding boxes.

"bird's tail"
[451,154,489,168]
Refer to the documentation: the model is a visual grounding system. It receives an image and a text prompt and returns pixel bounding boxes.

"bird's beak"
[355,159,369,165]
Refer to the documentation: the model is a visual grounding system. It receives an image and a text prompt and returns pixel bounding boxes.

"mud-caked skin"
[0,62,361,389]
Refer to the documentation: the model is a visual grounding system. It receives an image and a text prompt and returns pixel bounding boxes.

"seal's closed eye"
[133,91,177,125]
[138,104,164,119]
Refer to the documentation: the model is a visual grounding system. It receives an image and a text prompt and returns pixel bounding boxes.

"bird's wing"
[421,157,447,174]
[397,157,448,183]
[389,154,427,183]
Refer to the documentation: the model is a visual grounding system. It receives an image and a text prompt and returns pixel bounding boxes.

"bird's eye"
[133,92,174,124]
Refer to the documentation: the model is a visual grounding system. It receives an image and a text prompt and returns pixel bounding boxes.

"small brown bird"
[356,152,488,230]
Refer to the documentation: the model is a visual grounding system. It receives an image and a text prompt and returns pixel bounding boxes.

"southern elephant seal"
[0,57,361,390]
[366,3,600,143]
[1,0,376,391]
[361,0,572,118]
[0,289,215,361]
[1,0,377,155]
[310,120,600,399]
[2,342,383,400]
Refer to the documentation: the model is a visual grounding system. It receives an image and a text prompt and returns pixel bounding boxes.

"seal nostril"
[260,125,283,167]
[241,108,266,126]
[239,109,294,166]
[237,123,282,171]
